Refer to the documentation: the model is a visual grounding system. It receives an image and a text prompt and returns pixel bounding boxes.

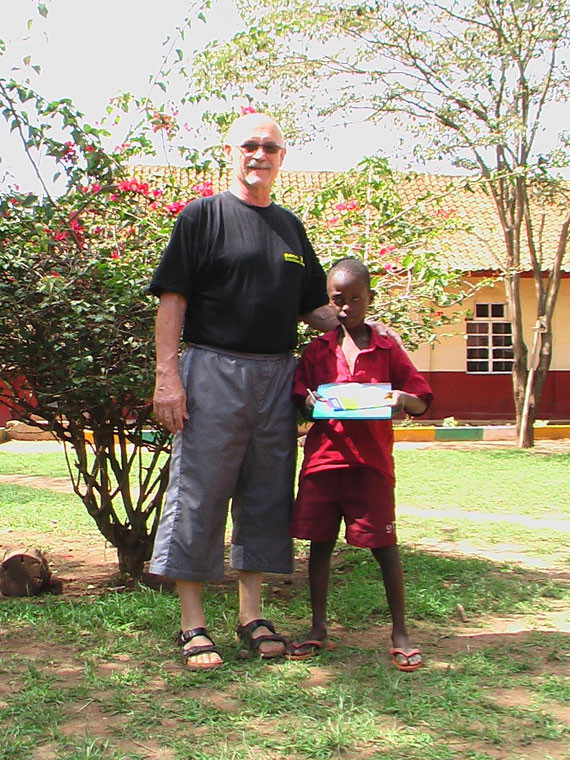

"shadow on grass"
[1,544,567,642]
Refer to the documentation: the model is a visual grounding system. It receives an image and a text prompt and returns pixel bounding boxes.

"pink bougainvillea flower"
[90,183,102,194]
[166,200,188,215]
[151,111,176,134]
[117,179,151,195]
[60,141,77,163]
[326,217,339,227]
[192,181,214,197]
[111,251,120,260]
[334,199,359,213]
[152,189,163,198]
[241,105,256,114]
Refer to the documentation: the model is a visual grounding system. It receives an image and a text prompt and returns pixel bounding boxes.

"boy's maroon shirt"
[293,327,433,484]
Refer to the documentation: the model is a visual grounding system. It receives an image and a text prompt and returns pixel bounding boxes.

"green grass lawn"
[0,445,569,760]
[395,448,570,515]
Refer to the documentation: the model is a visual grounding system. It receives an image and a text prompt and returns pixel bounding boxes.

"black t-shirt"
[149,191,328,354]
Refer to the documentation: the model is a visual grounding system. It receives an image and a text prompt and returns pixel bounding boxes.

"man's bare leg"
[238,570,286,657]
[177,579,223,667]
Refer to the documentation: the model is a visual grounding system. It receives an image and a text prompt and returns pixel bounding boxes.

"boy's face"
[327,269,373,329]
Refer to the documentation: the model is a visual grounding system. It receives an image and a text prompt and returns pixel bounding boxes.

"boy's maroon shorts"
[291,467,397,549]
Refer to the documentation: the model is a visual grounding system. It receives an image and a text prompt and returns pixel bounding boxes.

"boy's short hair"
[328,257,371,289]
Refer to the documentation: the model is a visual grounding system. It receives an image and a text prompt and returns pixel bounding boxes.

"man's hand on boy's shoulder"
[367,321,405,349]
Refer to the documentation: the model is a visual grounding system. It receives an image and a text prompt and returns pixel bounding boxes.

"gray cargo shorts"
[149,344,297,581]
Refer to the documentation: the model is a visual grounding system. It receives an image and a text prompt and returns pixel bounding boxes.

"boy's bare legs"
[238,570,286,657]
[292,539,336,653]
[177,579,223,667]
[371,545,422,667]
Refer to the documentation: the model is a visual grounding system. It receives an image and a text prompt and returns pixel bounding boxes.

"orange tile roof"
[134,165,570,273]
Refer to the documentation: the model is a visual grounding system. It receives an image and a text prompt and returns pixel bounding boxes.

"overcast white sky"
[3,0,566,194]
[0,0,409,192]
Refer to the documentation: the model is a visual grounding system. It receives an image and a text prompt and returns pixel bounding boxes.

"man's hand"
[367,321,405,349]
[153,372,188,434]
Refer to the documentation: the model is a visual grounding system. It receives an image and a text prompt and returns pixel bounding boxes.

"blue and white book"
[312,382,392,420]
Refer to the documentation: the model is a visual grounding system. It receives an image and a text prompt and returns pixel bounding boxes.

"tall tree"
[184,0,570,446]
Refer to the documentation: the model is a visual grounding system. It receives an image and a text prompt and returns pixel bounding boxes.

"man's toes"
[254,626,286,657]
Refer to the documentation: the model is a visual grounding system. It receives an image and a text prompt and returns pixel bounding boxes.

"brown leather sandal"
[177,627,223,671]
[235,618,287,660]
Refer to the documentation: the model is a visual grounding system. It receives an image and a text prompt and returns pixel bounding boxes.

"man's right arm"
[153,291,188,434]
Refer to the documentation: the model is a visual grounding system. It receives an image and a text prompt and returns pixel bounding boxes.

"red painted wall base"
[421,370,570,422]
[2,371,570,427]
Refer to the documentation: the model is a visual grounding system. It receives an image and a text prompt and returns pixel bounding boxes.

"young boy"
[288,257,433,671]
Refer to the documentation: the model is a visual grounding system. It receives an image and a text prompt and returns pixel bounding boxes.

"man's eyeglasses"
[235,141,284,155]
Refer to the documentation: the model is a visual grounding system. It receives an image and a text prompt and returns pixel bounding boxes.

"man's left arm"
[300,304,338,332]
[300,305,404,348]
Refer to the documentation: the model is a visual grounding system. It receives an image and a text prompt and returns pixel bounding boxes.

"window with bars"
[466,303,514,373]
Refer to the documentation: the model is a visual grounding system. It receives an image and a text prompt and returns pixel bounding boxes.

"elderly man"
[149,113,337,670]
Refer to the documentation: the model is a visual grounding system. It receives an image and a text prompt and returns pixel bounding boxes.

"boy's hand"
[304,388,325,418]
[385,390,427,416]
[384,390,406,413]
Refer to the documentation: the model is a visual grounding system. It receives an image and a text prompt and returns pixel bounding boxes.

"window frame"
[465,302,514,375]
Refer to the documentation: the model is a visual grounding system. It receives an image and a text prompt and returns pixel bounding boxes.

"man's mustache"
[246,160,271,169]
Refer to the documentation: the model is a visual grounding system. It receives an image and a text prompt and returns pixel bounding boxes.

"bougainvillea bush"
[0,81,211,577]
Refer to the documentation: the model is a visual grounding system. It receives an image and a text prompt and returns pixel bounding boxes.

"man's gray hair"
[224,113,285,147]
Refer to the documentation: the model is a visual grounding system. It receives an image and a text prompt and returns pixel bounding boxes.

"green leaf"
[37,3,48,18]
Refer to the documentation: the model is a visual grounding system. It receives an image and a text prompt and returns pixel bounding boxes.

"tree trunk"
[116,536,153,579]
[0,548,51,596]
[506,273,530,444]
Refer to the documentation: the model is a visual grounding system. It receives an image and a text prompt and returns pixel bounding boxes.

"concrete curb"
[393,424,570,442]
[2,425,570,446]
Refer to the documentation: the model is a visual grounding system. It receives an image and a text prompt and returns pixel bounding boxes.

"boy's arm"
[292,341,322,419]
[388,342,433,415]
